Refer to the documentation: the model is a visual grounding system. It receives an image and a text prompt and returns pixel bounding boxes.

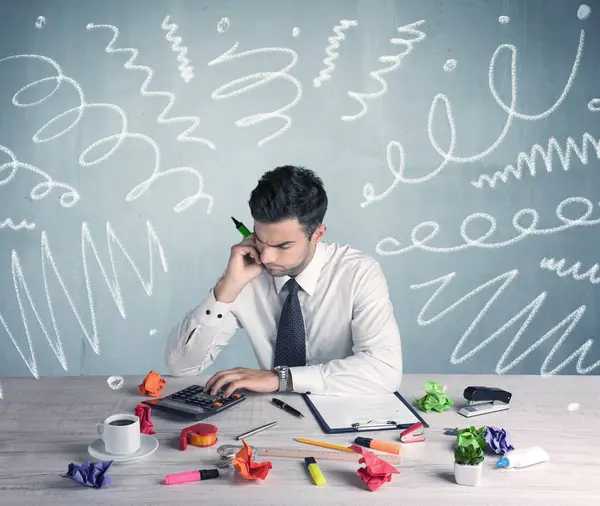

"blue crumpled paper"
[484,426,514,455]
[62,460,113,488]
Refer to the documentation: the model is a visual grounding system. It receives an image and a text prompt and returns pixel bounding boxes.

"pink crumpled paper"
[350,444,400,491]
[134,403,156,435]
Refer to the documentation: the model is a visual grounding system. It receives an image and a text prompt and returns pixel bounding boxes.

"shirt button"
[217,314,223,318]
[205,310,211,315]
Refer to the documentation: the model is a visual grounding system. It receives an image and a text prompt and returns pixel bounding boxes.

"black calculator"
[142,384,247,420]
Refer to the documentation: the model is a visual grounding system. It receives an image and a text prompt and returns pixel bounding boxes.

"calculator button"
[213,402,223,407]
[231,393,241,398]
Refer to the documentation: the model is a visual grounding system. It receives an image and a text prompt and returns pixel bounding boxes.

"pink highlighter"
[164,468,219,485]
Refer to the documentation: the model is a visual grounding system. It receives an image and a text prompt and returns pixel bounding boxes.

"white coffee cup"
[96,414,141,455]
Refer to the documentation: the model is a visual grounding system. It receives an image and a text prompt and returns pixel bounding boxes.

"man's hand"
[204,368,279,398]
[215,235,264,303]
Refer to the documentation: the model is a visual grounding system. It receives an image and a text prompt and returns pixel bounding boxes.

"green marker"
[231,216,251,238]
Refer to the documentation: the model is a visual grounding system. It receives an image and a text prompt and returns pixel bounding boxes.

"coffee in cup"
[97,414,141,455]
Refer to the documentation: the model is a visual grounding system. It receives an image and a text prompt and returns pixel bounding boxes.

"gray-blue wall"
[1,0,599,385]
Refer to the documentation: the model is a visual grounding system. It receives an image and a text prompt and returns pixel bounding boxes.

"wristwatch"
[273,365,289,393]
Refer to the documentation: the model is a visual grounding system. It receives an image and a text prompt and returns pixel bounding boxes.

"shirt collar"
[274,242,326,296]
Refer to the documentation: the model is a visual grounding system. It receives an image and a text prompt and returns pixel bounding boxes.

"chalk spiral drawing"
[498,16,510,24]
[568,402,580,411]
[588,99,600,111]
[292,27,300,38]
[470,132,600,189]
[107,375,124,390]
[149,328,158,335]
[443,59,457,72]
[0,381,3,399]
[0,219,36,231]
[0,221,168,378]
[86,23,215,151]
[161,15,195,84]
[208,42,302,147]
[410,268,599,375]
[540,257,600,285]
[217,17,230,33]
[577,4,591,20]
[376,196,600,256]
[313,20,358,88]
[342,20,426,122]
[35,16,45,28]
[2,51,213,214]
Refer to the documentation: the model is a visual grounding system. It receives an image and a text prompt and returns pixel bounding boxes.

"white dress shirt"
[164,241,403,395]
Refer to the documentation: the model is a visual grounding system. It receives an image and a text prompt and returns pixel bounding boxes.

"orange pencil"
[294,438,355,453]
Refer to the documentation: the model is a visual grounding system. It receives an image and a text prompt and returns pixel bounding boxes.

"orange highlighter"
[354,437,402,455]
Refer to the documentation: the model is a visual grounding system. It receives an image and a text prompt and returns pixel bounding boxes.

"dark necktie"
[273,278,306,367]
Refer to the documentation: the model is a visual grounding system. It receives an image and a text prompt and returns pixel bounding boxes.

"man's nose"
[260,247,277,264]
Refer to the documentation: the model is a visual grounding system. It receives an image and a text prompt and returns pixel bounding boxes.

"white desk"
[1,374,599,505]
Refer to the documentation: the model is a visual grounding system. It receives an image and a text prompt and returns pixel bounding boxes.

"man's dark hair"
[249,165,328,239]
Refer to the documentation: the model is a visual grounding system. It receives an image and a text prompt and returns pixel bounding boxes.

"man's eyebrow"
[253,229,296,247]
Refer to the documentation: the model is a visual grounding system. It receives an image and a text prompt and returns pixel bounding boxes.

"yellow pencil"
[294,438,356,453]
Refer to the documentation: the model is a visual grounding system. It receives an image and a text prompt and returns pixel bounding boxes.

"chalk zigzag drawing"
[342,20,426,122]
[0,221,168,379]
[470,132,600,188]
[313,20,358,88]
[410,269,599,375]
[86,23,214,149]
[540,257,600,284]
[0,218,36,231]
[161,15,195,84]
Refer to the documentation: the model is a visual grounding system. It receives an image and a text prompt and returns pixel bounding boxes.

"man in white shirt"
[165,165,403,396]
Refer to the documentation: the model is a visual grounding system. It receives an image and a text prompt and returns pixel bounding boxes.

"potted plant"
[454,444,484,486]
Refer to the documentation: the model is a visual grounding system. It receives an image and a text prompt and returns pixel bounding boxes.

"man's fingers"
[210,372,242,395]
[223,381,241,398]
[204,370,225,391]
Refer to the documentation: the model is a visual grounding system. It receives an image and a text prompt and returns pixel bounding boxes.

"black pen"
[271,397,304,418]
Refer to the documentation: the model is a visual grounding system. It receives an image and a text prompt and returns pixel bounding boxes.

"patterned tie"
[273,278,306,367]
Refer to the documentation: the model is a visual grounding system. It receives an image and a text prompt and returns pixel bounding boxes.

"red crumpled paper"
[350,444,400,491]
[134,403,156,435]
[138,370,166,397]
[232,440,272,480]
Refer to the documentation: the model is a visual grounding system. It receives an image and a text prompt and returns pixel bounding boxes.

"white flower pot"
[454,462,482,487]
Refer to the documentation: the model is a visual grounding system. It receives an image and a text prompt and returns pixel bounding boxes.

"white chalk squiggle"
[361,141,405,207]
[208,43,303,147]
[0,142,80,209]
[161,15,195,84]
[411,269,599,375]
[2,53,213,213]
[0,220,168,378]
[376,196,600,256]
[86,23,214,150]
[588,99,600,111]
[217,17,230,34]
[149,328,157,335]
[392,27,584,186]
[313,20,358,88]
[342,20,426,122]
[35,16,46,29]
[0,381,3,399]
[107,375,124,390]
[471,132,600,188]
[0,218,36,231]
[443,59,457,72]
[540,257,600,284]
[292,27,300,38]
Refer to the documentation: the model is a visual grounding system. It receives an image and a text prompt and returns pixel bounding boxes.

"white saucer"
[88,434,159,463]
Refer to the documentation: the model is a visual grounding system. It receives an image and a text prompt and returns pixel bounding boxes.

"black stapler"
[458,386,512,418]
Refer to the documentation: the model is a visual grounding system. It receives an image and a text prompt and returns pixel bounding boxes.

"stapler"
[458,386,512,418]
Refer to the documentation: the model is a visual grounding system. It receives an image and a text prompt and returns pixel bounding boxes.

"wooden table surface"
[1,373,599,505]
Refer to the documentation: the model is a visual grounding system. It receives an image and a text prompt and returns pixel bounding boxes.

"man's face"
[253,218,324,277]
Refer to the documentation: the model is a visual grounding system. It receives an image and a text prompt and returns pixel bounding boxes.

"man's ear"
[311,224,327,243]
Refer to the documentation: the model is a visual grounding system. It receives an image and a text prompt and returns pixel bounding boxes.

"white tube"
[496,446,549,468]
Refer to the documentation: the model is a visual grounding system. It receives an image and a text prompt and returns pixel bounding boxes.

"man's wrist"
[214,277,244,303]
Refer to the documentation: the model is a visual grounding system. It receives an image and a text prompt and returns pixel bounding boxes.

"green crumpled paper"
[456,425,488,450]
[415,381,454,413]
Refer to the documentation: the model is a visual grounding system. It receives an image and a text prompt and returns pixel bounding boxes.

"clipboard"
[301,391,428,434]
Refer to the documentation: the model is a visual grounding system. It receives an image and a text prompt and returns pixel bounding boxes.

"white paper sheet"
[305,393,420,430]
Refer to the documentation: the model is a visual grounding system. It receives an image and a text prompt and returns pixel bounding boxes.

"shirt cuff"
[289,365,325,394]
[197,288,235,328]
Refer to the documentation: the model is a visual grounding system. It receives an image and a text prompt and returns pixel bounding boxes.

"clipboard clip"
[351,420,400,431]
[400,422,426,443]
